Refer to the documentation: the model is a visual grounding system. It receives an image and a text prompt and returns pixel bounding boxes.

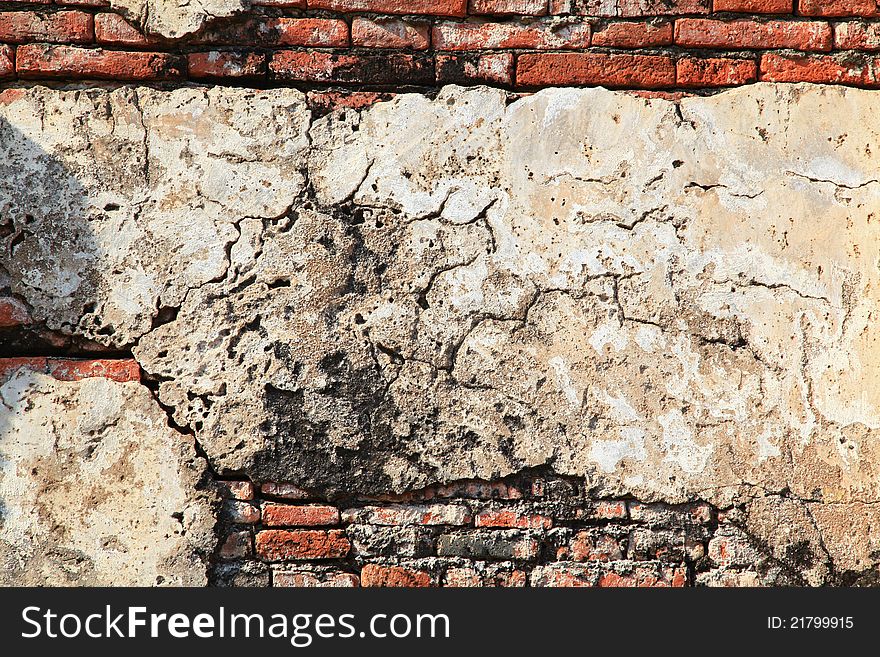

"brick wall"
[1,1,880,90]
[211,474,771,587]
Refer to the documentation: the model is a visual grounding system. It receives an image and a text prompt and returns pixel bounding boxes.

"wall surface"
[0,1,878,587]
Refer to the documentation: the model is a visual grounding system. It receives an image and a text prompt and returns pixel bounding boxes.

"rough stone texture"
[0,368,217,585]
[2,82,879,580]
[110,0,249,39]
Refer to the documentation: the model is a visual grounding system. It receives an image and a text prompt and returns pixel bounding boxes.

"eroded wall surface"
[0,82,878,585]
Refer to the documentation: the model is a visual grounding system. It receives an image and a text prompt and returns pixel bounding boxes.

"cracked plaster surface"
[1,82,879,579]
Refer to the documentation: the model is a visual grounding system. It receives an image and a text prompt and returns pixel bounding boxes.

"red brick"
[0,10,92,44]
[270,51,433,84]
[361,564,433,587]
[760,51,874,84]
[0,297,32,327]
[342,504,471,525]
[675,18,832,50]
[256,529,350,560]
[218,480,256,501]
[306,90,395,113]
[219,531,252,559]
[273,569,360,587]
[470,0,548,14]
[834,20,880,49]
[0,45,12,80]
[714,0,792,12]
[261,482,311,499]
[17,45,183,80]
[433,19,590,49]
[581,500,629,520]
[443,566,527,586]
[308,0,468,15]
[0,357,48,382]
[619,0,710,16]
[189,51,266,79]
[436,52,514,84]
[591,19,673,47]
[677,56,757,86]
[428,480,523,500]
[475,509,552,529]
[352,17,430,49]
[47,358,140,382]
[598,564,687,587]
[263,504,340,527]
[799,0,880,17]
[94,13,152,46]
[517,52,675,87]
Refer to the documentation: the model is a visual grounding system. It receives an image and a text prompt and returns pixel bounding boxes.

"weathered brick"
[219,531,252,559]
[619,0,710,15]
[352,17,430,49]
[270,51,434,85]
[342,504,471,526]
[799,0,880,17]
[577,500,628,520]
[273,568,360,587]
[470,0,549,14]
[834,20,880,49]
[675,18,832,51]
[262,503,340,527]
[428,480,523,500]
[677,56,757,86]
[628,501,712,526]
[591,19,673,47]
[0,45,12,81]
[309,0,468,15]
[598,562,687,587]
[433,19,590,49]
[94,13,153,46]
[436,52,515,85]
[198,18,348,47]
[60,0,109,6]
[443,564,527,586]
[517,52,676,87]
[0,297,32,327]
[16,45,183,81]
[252,0,305,6]
[0,10,93,44]
[224,500,261,524]
[261,482,311,499]
[759,51,874,84]
[437,531,539,560]
[213,561,271,587]
[218,480,256,501]
[0,357,48,383]
[530,476,581,499]
[256,529,351,560]
[628,528,706,561]
[188,51,266,79]
[346,524,435,558]
[306,90,395,113]
[566,530,624,561]
[475,508,552,529]
[708,529,761,567]
[47,358,141,382]
[361,564,433,587]
[714,0,791,12]
[530,563,598,586]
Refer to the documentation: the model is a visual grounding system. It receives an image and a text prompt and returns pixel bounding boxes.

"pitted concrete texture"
[0,369,217,585]
[1,83,878,579]
[110,0,249,39]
